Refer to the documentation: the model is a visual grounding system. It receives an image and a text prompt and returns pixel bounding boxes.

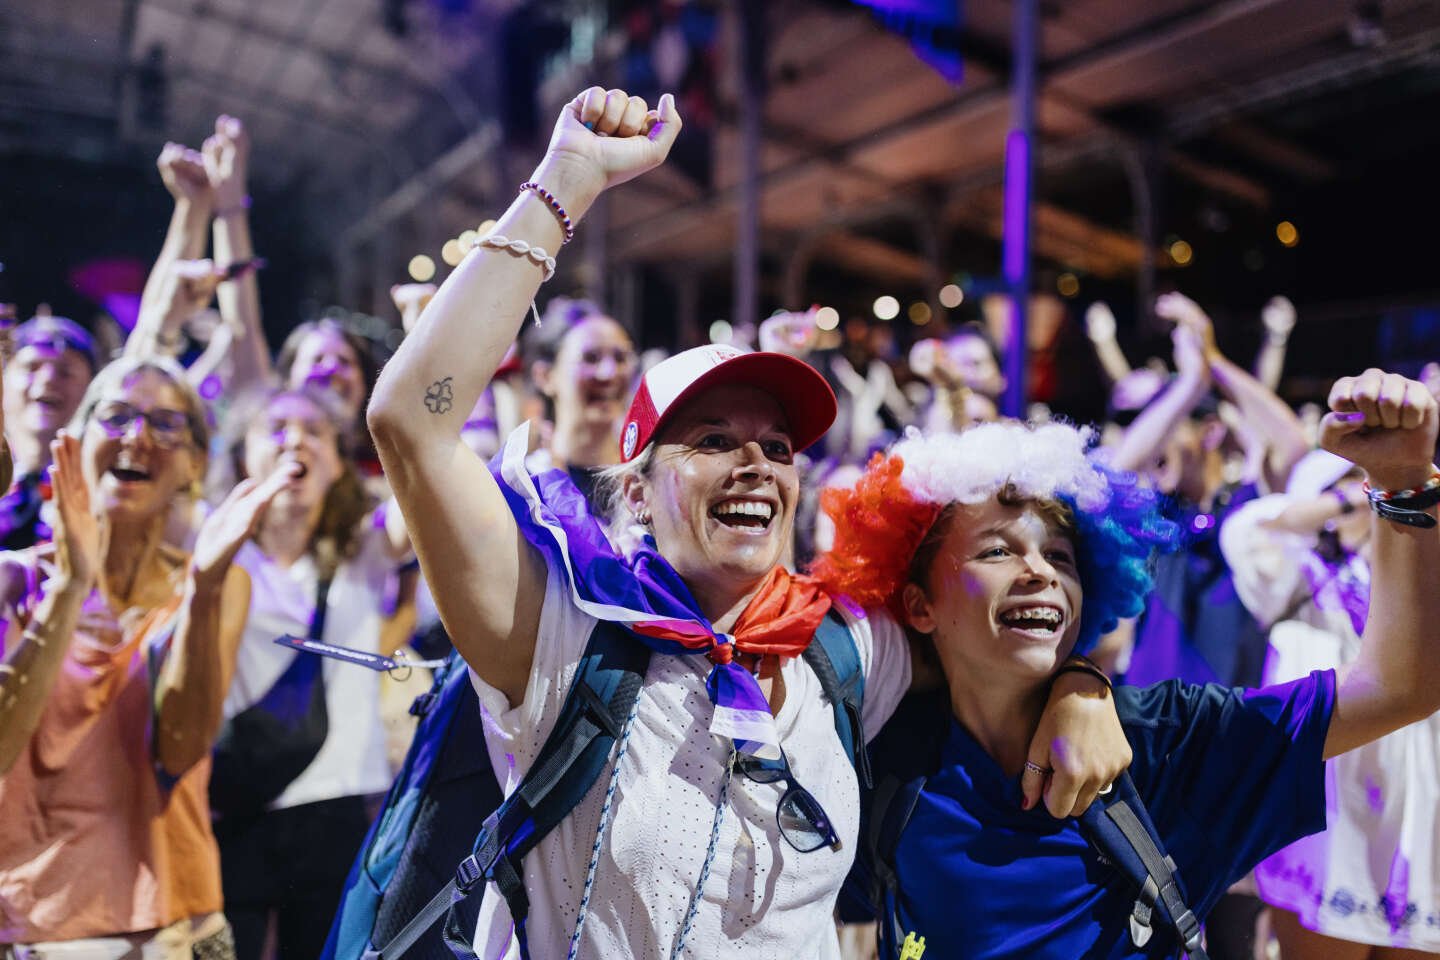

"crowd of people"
[0,86,1437,960]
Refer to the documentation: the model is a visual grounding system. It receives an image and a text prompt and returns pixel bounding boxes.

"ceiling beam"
[1212,121,1337,182]
[603,0,1297,260]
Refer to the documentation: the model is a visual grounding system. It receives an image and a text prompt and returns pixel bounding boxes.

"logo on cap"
[622,421,639,459]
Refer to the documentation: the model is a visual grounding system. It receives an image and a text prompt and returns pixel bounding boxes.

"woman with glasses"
[367,86,1128,960]
[212,386,410,960]
[0,357,298,959]
[811,368,1440,958]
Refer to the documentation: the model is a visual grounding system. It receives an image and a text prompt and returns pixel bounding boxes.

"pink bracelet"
[519,182,574,245]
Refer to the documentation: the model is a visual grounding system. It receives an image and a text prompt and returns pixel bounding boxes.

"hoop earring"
[634,510,651,527]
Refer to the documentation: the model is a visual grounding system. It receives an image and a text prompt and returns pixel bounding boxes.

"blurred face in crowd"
[904,496,1082,689]
[544,316,636,434]
[626,385,799,604]
[243,392,344,513]
[945,332,1005,399]
[1151,415,1219,502]
[5,345,92,445]
[287,326,366,424]
[81,368,201,525]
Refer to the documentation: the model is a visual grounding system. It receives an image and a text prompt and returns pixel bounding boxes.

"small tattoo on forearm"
[424,377,455,414]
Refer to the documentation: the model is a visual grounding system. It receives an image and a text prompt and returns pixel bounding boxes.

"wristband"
[1362,470,1440,529]
[1055,654,1112,691]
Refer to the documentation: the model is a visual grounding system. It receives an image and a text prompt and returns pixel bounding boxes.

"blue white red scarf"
[494,426,831,758]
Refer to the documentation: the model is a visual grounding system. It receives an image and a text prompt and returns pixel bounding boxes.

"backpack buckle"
[454,854,484,892]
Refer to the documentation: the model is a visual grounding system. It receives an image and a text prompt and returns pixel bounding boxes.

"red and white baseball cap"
[620,345,837,461]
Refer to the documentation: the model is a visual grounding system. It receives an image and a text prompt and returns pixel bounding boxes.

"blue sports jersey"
[892,670,1336,958]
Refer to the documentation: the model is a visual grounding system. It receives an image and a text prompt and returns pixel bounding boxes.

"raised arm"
[125,259,222,362]
[1318,369,1440,759]
[1108,319,1210,474]
[153,463,297,775]
[1084,302,1133,385]
[205,116,272,393]
[0,434,95,774]
[1254,296,1296,392]
[140,144,212,308]
[368,87,680,704]
[1161,294,1309,491]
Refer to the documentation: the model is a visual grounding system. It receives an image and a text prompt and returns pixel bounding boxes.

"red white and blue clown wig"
[812,421,1179,654]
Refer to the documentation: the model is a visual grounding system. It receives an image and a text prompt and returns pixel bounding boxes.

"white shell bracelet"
[477,233,557,283]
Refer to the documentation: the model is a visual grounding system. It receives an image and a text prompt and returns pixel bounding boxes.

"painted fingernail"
[1336,411,1365,423]
[583,121,596,131]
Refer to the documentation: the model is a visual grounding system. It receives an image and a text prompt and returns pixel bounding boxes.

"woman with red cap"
[367,86,1128,960]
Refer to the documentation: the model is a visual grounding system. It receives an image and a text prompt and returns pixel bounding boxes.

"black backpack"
[850,693,1209,960]
[323,607,870,960]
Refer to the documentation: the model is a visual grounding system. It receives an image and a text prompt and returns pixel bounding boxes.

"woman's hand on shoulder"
[537,87,682,211]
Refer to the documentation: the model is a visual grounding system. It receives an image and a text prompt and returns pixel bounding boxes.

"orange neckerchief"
[708,566,833,665]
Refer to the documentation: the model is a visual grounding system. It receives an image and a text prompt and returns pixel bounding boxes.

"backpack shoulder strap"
[865,772,928,960]
[803,606,871,788]
[1078,771,1208,959]
[365,617,650,960]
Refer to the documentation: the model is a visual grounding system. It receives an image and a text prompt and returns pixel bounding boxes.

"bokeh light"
[814,306,840,330]
[939,283,964,309]
[408,254,436,282]
[873,295,900,321]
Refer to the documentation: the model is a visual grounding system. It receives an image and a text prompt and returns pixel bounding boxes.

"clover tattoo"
[424,376,455,415]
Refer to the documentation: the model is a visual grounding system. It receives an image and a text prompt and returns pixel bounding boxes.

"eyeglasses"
[734,747,841,853]
[92,401,193,448]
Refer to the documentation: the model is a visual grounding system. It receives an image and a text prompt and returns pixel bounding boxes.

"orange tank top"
[0,565,223,942]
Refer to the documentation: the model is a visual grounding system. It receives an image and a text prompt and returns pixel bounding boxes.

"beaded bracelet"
[519,182,575,245]
[1362,470,1440,529]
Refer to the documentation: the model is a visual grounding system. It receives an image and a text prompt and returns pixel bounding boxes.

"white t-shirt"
[468,561,912,960]
[223,521,398,810]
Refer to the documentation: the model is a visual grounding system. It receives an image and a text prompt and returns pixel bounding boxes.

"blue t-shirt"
[891,670,1336,958]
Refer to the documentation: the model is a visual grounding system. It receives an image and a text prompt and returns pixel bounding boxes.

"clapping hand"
[50,432,103,590]
[189,462,301,593]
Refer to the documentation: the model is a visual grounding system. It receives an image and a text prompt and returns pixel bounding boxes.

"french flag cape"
[492,424,782,759]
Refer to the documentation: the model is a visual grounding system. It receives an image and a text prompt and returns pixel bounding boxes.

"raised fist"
[203,115,251,211]
[542,87,682,201]
[1320,369,1438,492]
[157,142,211,206]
